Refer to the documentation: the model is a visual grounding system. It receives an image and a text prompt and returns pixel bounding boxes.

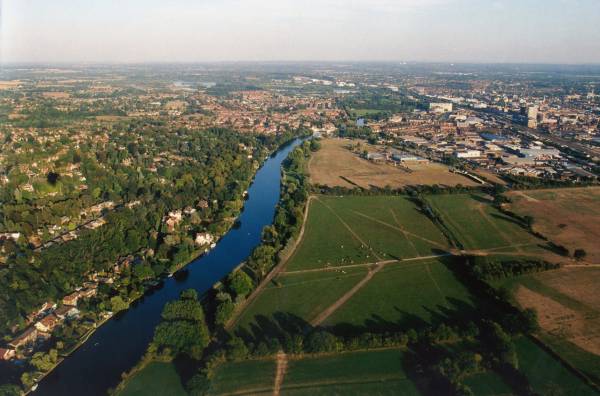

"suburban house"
[35,314,60,333]
[62,292,80,306]
[8,327,38,349]
[195,232,214,246]
[26,300,57,323]
[79,287,97,299]
[54,305,80,320]
[0,348,15,361]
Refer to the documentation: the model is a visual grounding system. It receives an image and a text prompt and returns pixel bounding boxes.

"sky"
[1,0,599,64]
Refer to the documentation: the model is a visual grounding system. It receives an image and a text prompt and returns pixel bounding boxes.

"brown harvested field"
[309,138,478,189]
[506,187,600,263]
[473,169,507,185]
[513,267,600,357]
[42,91,71,99]
[0,80,21,90]
[516,285,600,356]
[95,115,131,122]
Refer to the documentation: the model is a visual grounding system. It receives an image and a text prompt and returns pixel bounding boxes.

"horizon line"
[2,60,600,67]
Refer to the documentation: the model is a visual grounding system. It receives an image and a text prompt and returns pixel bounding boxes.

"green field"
[515,337,598,396]
[235,195,462,335]
[350,108,387,118]
[207,359,276,395]
[323,259,475,331]
[209,348,421,396]
[117,362,186,396]
[426,193,539,251]
[235,267,368,333]
[285,196,450,272]
[284,198,372,271]
[281,349,420,395]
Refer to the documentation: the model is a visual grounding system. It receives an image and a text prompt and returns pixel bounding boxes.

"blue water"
[34,138,304,396]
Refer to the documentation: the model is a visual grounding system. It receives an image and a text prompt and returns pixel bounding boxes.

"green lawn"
[426,194,538,250]
[208,359,275,395]
[515,337,597,396]
[117,362,186,396]
[323,259,475,331]
[281,349,420,395]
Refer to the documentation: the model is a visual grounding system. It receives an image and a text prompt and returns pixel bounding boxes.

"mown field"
[208,348,421,396]
[426,193,543,252]
[285,195,450,272]
[308,138,478,189]
[207,359,275,395]
[507,187,600,263]
[280,349,419,395]
[235,193,555,335]
[323,259,475,332]
[235,195,461,334]
[494,266,600,384]
[117,362,186,396]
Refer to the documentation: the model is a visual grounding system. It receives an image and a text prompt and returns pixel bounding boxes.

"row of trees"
[470,256,560,280]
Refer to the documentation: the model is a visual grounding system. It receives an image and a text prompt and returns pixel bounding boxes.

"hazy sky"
[1,0,599,64]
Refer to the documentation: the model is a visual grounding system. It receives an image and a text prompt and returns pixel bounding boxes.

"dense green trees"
[30,349,58,371]
[152,289,210,359]
[227,270,254,299]
[470,256,560,280]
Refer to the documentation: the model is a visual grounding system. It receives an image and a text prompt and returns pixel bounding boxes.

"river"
[34,138,304,396]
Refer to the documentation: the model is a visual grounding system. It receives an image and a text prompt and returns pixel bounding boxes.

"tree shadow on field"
[490,212,526,228]
[172,354,199,389]
[234,312,312,345]
[469,193,493,204]
[403,343,455,396]
[327,310,427,337]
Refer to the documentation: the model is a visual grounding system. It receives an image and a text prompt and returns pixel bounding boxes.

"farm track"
[273,351,288,396]
[477,205,523,253]
[390,208,420,257]
[425,263,447,306]
[310,261,387,327]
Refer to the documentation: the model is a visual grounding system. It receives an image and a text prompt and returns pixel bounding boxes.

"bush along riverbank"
[112,139,317,395]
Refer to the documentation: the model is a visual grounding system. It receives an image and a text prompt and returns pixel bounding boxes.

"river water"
[34,138,304,396]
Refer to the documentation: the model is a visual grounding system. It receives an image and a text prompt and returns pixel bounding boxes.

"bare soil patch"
[507,187,600,263]
[309,138,478,188]
[516,285,600,356]
[42,91,71,99]
[473,169,507,185]
[536,267,600,314]
[0,80,21,90]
